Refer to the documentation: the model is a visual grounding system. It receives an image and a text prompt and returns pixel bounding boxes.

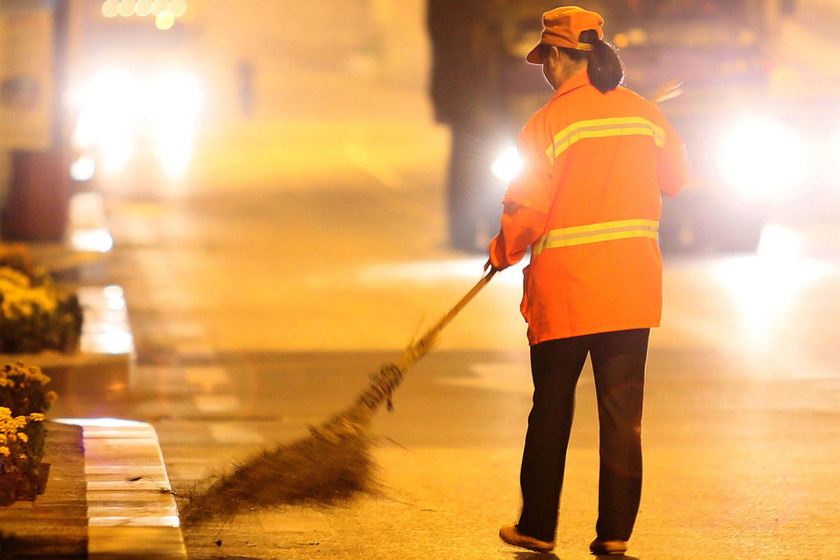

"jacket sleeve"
[488,118,553,270]
[657,116,689,197]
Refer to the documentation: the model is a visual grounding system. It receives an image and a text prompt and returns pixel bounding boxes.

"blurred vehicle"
[759,96,840,223]
[611,0,798,251]
[431,0,800,253]
[70,66,203,184]
[68,0,203,189]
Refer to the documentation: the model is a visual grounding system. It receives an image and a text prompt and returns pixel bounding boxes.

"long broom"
[181,269,496,524]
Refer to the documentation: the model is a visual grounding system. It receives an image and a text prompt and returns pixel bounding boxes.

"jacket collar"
[551,70,591,100]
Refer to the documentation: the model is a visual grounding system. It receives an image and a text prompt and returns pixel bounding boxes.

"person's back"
[492,7,688,556]
[502,69,686,342]
[529,78,681,227]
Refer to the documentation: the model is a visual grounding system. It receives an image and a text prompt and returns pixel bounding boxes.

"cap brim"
[526,43,543,64]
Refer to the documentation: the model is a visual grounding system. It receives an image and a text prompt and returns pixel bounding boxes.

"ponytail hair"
[561,29,625,93]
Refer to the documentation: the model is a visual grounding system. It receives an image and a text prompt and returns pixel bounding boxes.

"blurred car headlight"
[491,146,523,183]
[150,71,204,178]
[70,67,203,180]
[716,116,805,199]
[71,68,141,175]
[70,156,96,182]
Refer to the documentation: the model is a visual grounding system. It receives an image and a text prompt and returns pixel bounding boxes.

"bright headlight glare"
[72,68,203,178]
[89,69,142,112]
[151,71,204,116]
[71,113,96,149]
[70,156,96,182]
[491,146,523,183]
[150,72,203,178]
[717,116,805,197]
[155,124,194,179]
[100,137,132,174]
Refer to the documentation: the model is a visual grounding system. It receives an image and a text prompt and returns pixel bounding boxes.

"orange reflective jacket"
[489,71,687,345]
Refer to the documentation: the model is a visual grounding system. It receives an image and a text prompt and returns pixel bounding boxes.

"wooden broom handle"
[396,269,497,369]
[339,268,498,422]
[428,268,496,337]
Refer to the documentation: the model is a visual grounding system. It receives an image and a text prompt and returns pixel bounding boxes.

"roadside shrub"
[0,266,83,354]
[0,244,48,286]
[0,362,55,505]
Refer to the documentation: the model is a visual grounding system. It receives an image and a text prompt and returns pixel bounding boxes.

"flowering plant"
[0,362,57,417]
[0,408,44,470]
[0,244,48,286]
[0,265,83,354]
[0,362,56,505]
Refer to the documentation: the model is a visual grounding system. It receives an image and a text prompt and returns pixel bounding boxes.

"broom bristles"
[180,426,377,524]
[179,364,396,525]
[179,272,495,524]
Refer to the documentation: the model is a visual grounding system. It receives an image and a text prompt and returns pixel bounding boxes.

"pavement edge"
[58,418,187,560]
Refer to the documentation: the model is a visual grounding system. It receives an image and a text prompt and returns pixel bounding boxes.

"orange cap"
[526,6,605,65]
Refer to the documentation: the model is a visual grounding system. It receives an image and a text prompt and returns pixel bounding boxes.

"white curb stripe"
[58,418,187,559]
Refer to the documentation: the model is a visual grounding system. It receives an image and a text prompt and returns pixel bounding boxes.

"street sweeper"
[485,6,688,556]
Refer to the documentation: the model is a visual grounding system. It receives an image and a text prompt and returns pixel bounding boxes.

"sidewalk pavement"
[62,418,186,560]
[0,419,188,560]
[1,194,188,559]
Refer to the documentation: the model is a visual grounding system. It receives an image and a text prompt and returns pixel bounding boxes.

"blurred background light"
[628,28,647,46]
[717,116,806,199]
[69,228,115,253]
[71,112,96,150]
[491,146,522,183]
[151,0,167,15]
[613,33,629,49]
[92,331,134,355]
[711,255,831,351]
[162,149,192,178]
[70,66,203,182]
[150,70,203,111]
[81,69,141,174]
[99,135,133,174]
[118,0,135,17]
[156,10,175,30]
[103,285,125,300]
[151,70,203,177]
[101,0,119,17]
[70,156,96,182]
[134,0,153,17]
[169,0,187,18]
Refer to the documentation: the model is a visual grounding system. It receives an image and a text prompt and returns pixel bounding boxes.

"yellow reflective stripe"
[533,219,660,256]
[545,117,666,161]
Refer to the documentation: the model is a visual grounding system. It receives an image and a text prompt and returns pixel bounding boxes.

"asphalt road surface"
[48,172,839,559]
[46,1,840,556]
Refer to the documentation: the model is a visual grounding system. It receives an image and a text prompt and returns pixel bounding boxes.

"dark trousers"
[517,328,650,543]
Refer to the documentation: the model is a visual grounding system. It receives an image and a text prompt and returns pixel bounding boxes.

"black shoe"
[499,525,555,553]
[590,538,627,555]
